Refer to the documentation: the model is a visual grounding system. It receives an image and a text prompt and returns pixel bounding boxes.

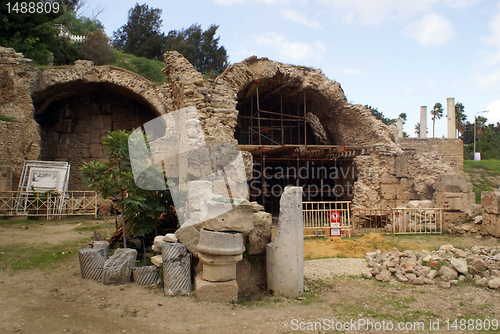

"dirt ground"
[1,217,500,334]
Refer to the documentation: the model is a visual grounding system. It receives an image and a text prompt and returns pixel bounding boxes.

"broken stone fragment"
[163,234,178,243]
[488,278,500,289]
[79,248,106,281]
[102,248,137,285]
[151,255,162,267]
[247,211,272,255]
[451,258,468,275]
[154,235,166,251]
[93,240,110,259]
[175,220,201,257]
[375,269,391,282]
[476,277,489,286]
[361,270,372,279]
[201,203,254,234]
[439,266,458,281]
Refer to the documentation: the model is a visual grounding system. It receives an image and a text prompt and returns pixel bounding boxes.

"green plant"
[79,130,178,239]
[0,115,16,122]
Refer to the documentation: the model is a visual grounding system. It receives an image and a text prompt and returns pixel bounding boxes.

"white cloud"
[443,0,480,7]
[281,9,321,28]
[402,13,455,46]
[478,5,500,66]
[486,100,500,124]
[253,32,326,62]
[403,86,415,95]
[316,0,436,25]
[473,71,500,90]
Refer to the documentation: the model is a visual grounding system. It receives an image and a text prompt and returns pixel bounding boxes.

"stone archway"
[31,62,170,189]
[212,56,396,146]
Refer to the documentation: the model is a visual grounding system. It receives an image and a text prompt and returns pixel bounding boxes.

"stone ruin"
[2,44,500,300]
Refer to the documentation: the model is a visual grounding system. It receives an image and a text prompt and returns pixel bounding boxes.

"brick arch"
[31,64,168,116]
[212,56,395,146]
[30,63,170,190]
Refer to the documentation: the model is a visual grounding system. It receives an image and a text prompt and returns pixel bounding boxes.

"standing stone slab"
[162,243,192,295]
[266,186,303,298]
[93,241,110,259]
[79,248,106,281]
[102,248,137,285]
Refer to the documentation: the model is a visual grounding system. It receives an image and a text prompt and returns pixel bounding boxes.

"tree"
[415,122,421,136]
[79,130,178,242]
[112,3,165,60]
[54,7,104,35]
[475,115,488,153]
[430,103,443,137]
[0,0,66,64]
[398,112,407,124]
[365,105,396,125]
[81,31,115,65]
[163,24,229,77]
[455,102,467,136]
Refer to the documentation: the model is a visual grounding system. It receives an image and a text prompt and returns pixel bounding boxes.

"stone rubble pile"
[361,244,500,289]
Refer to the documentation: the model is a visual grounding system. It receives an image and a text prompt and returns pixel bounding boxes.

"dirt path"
[1,219,500,333]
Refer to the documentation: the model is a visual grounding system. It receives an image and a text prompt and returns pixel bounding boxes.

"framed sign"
[330,210,341,237]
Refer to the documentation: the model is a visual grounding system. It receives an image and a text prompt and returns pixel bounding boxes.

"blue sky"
[83,0,500,137]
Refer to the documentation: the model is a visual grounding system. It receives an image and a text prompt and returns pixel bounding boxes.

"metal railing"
[351,208,443,235]
[391,208,442,234]
[303,201,351,237]
[0,191,97,220]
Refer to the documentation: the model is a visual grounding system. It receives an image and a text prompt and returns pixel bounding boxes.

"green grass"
[111,49,167,85]
[0,237,90,271]
[464,159,500,203]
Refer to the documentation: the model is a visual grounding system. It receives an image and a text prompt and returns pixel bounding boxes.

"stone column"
[420,106,427,139]
[447,97,456,139]
[195,229,244,302]
[397,118,403,138]
[266,186,303,298]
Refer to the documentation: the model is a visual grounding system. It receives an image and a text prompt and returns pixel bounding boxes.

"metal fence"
[303,201,351,237]
[0,191,98,220]
[351,208,443,235]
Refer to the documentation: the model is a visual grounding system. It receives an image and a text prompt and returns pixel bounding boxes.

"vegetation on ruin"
[464,159,500,203]
[111,3,229,77]
[112,49,167,85]
[78,130,179,238]
[0,114,17,122]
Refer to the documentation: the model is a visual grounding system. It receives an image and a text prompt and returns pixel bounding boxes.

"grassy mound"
[463,159,500,203]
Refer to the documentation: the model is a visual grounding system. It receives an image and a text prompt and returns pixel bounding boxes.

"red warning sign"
[330,210,341,237]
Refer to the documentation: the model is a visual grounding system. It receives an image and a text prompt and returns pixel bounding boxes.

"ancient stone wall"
[211,56,397,146]
[38,91,156,189]
[353,140,461,210]
[0,47,170,189]
[396,138,463,174]
[0,47,41,187]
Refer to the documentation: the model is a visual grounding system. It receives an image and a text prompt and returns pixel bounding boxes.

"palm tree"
[414,122,421,136]
[455,102,467,136]
[399,113,407,124]
[476,115,488,152]
[430,103,443,137]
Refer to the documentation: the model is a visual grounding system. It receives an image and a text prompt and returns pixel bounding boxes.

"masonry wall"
[38,92,156,190]
[396,138,464,174]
